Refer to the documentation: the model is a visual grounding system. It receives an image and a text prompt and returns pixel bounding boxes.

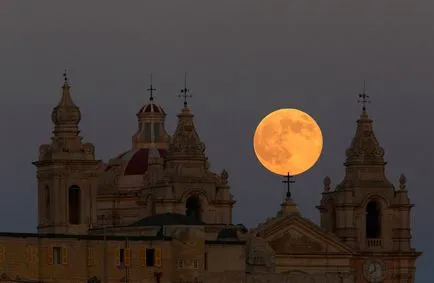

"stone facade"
[0,76,422,282]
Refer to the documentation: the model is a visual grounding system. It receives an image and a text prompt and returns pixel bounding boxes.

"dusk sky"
[0,1,433,280]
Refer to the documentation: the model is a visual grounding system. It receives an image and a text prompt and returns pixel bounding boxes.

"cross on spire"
[358,80,370,112]
[146,73,157,102]
[282,172,295,200]
[179,72,192,107]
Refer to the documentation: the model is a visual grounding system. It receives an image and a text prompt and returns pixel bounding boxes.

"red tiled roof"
[104,148,167,175]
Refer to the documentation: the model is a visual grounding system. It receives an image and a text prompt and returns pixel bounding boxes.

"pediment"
[260,215,353,254]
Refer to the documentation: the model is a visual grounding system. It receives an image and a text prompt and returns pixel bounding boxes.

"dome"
[104,148,167,176]
[137,103,165,115]
[217,228,239,240]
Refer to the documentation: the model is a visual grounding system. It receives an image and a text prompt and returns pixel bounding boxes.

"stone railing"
[366,238,382,248]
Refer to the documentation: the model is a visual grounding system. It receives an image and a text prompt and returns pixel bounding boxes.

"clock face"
[363,260,386,283]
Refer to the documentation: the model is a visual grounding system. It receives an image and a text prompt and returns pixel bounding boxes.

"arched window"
[366,201,381,238]
[69,185,81,225]
[44,186,51,220]
[186,195,201,221]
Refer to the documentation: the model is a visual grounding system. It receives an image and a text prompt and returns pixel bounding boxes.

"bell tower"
[33,71,100,234]
[147,75,236,224]
[316,87,422,281]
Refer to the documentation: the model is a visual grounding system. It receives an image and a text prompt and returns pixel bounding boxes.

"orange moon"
[253,108,323,176]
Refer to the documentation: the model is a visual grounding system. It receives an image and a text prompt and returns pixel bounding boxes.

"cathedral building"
[0,74,421,283]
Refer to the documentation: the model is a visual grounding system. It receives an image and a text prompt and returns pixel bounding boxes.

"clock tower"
[317,91,422,282]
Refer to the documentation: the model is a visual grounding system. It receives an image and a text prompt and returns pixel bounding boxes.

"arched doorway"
[186,195,201,221]
[366,200,381,238]
[69,185,81,225]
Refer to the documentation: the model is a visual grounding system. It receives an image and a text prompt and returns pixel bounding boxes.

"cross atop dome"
[147,73,157,102]
[179,72,192,107]
[282,173,295,200]
[278,173,299,216]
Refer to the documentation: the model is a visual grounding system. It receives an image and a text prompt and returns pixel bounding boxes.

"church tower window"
[186,196,201,221]
[366,200,381,238]
[153,123,160,141]
[68,185,81,224]
[144,123,152,141]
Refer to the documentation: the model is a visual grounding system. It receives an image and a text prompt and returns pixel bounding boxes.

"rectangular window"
[140,248,146,266]
[119,248,125,264]
[155,247,162,267]
[53,247,62,264]
[146,248,155,267]
[193,259,199,269]
[124,248,131,266]
[176,257,184,269]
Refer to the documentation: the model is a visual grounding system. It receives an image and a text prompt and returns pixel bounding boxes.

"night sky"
[0,1,432,281]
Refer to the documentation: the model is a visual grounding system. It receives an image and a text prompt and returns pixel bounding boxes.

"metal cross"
[358,80,370,111]
[282,172,295,200]
[147,73,157,101]
[178,72,192,107]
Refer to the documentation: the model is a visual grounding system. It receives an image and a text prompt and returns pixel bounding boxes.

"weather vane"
[147,73,157,102]
[282,172,295,200]
[62,68,70,88]
[358,80,370,111]
[63,69,69,82]
[179,72,192,107]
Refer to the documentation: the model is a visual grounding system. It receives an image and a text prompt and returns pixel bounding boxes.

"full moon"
[253,108,323,176]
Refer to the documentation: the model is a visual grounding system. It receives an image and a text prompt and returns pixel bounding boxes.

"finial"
[282,172,295,200]
[221,169,229,184]
[399,174,407,190]
[178,72,192,107]
[323,176,331,192]
[147,73,157,102]
[358,80,370,112]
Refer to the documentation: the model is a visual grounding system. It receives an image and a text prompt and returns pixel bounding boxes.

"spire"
[345,86,385,166]
[51,69,81,137]
[178,72,192,108]
[338,87,393,190]
[166,77,206,161]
